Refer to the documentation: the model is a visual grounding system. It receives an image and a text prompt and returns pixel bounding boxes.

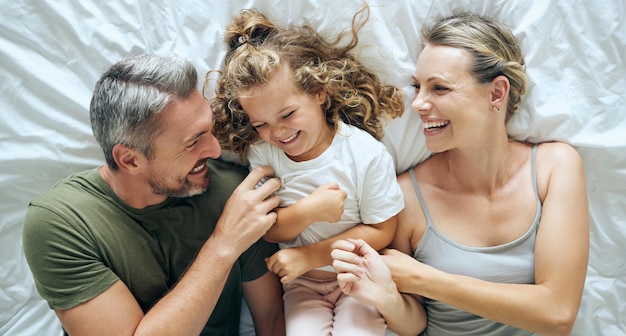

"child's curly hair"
[208,5,404,159]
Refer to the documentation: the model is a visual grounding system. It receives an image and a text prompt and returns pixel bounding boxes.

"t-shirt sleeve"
[22,204,119,310]
[247,143,271,170]
[238,238,279,282]
[359,147,405,224]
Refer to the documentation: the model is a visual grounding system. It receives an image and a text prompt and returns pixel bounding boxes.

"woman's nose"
[411,93,432,114]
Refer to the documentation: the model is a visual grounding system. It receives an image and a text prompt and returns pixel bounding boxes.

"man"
[22,54,285,336]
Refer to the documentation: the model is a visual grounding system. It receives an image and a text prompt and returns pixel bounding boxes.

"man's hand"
[214,165,281,256]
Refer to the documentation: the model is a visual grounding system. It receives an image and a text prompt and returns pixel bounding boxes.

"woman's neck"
[441,138,516,195]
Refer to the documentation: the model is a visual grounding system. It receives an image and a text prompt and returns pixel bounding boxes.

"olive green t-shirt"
[22,158,278,335]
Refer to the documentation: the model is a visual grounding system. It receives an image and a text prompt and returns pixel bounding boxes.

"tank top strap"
[531,144,542,213]
[409,168,434,228]
[409,144,540,231]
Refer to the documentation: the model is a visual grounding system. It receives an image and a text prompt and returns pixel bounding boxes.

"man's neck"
[98,165,167,209]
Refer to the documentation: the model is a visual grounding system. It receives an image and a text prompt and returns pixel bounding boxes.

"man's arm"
[242,271,285,336]
[56,232,238,336]
[56,166,282,336]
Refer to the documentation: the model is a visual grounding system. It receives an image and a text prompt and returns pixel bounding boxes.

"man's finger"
[242,165,275,189]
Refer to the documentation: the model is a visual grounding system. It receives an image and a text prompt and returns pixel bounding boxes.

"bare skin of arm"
[330,181,427,336]
[266,216,397,284]
[55,166,282,336]
[263,182,347,243]
[331,238,427,336]
[384,143,589,336]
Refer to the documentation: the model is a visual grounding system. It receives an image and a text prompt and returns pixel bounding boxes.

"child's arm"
[265,216,397,284]
[300,215,397,269]
[263,182,347,243]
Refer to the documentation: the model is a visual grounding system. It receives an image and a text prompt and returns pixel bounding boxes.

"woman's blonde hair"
[209,5,403,158]
[422,12,527,123]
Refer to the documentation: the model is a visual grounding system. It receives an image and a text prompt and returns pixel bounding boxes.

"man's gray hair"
[89,54,198,169]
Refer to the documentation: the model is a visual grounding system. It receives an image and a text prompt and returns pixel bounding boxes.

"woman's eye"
[253,123,267,129]
[411,83,420,92]
[434,85,449,92]
[282,111,295,119]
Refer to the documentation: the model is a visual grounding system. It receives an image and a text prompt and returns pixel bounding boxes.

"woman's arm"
[332,239,427,336]
[387,142,589,336]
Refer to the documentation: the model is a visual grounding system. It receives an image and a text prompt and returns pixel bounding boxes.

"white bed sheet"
[1,1,624,335]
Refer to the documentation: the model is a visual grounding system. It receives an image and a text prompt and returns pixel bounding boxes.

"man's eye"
[186,140,198,148]
[282,111,295,119]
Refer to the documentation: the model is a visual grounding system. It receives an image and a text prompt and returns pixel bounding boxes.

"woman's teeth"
[423,120,449,130]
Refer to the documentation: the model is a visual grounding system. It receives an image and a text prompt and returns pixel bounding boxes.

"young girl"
[210,6,405,336]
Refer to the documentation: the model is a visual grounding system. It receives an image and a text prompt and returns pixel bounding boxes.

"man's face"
[146,90,222,198]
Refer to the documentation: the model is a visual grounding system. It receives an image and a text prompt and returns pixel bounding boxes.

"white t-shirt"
[248,121,404,251]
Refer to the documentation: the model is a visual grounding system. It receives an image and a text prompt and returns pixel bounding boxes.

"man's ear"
[112,144,143,173]
[490,75,510,108]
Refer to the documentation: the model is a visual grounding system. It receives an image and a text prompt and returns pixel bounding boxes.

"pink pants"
[283,276,386,336]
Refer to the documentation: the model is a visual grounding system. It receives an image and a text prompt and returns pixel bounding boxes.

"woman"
[331,12,589,336]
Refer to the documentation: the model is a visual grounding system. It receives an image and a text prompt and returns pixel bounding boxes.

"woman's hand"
[331,239,397,309]
[381,248,431,294]
[332,239,428,335]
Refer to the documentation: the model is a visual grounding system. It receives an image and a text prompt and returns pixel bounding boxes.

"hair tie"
[237,34,250,45]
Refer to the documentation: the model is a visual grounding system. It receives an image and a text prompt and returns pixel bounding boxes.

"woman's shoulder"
[535,141,582,161]
[531,141,584,175]
[527,141,585,201]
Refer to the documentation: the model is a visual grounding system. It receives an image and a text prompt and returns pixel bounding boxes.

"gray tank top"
[410,144,540,336]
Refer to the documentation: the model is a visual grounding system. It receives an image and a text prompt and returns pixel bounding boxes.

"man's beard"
[148,171,210,198]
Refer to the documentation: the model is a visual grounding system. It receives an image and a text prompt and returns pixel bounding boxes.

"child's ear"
[316,87,327,104]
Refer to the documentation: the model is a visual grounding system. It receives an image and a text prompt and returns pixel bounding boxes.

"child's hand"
[265,248,312,284]
[299,182,347,223]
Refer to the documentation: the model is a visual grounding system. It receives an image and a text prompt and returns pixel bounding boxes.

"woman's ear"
[112,144,144,174]
[490,75,510,107]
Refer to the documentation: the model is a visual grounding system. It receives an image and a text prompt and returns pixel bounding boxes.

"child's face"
[239,65,334,162]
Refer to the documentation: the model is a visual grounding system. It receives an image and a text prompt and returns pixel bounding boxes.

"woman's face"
[411,44,493,153]
[239,64,333,162]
